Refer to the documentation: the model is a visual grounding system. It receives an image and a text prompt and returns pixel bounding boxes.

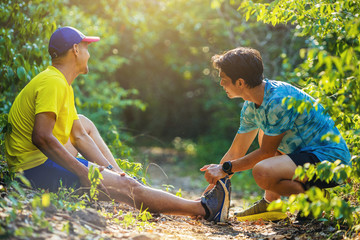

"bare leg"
[67,116,206,216]
[78,115,117,163]
[64,137,78,157]
[252,155,305,200]
[64,115,122,172]
[264,190,281,202]
[257,130,286,201]
[93,163,206,216]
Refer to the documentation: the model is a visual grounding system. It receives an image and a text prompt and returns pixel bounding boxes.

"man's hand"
[200,164,227,185]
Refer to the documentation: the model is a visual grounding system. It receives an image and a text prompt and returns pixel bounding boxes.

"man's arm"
[32,112,91,187]
[202,131,286,185]
[231,132,286,171]
[219,129,259,164]
[200,129,258,193]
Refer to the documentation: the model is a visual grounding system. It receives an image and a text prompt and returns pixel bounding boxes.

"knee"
[252,162,272,190]
[78,115,96,134]
[78,114,92,125]
[78,114,87,122]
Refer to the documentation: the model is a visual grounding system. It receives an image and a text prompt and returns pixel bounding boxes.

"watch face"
[223,162,230,171]
[223,161,231,172]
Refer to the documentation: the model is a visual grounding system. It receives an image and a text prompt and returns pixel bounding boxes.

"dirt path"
[5,195,346,240]
[2,147,358,239]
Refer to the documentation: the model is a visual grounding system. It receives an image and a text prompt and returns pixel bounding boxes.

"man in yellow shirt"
[5,27,231,222]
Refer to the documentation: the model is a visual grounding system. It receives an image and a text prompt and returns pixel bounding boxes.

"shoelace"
[204,183,220,200]
[204,179,229,200]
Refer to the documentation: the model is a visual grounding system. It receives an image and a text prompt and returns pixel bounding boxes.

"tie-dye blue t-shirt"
[238,79,351,165]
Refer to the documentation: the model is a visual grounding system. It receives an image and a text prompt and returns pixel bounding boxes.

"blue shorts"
[23,158,89,192]
[288,152,339,189]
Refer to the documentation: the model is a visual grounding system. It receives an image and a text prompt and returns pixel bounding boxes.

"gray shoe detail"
[201,176,231,223]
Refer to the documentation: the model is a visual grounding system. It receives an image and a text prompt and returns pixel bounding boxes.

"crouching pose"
[200,47,351,221]
[5,27,231,222]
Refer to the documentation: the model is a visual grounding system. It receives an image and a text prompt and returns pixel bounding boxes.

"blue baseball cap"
[48,26,100,58]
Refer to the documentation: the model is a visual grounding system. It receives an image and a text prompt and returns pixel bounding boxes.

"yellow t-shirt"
[5,66,79,171]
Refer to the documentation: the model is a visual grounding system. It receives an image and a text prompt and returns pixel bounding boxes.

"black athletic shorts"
[288,152,339,190]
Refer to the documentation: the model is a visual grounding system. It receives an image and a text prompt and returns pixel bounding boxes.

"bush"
[241,0,360,231]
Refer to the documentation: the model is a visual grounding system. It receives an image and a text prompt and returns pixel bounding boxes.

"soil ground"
[3,188,352,240]
[1,147,359,239]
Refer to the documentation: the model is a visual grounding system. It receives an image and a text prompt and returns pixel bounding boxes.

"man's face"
[76,42,90,74]
[219,70,241,99]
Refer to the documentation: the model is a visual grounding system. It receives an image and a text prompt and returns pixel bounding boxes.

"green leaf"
[16,67,26,81]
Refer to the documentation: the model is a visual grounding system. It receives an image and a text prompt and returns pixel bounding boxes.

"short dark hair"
[49,48,69,60]
[211,47,264,88]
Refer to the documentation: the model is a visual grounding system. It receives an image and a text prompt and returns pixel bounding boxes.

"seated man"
[5,26,230,223]
[200,47,351,221]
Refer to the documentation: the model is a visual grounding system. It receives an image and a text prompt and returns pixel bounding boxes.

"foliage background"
[0,0,305,164]
[1,0,359,236]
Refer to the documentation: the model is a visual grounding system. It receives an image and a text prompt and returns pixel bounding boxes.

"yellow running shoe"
[235,198,287,222]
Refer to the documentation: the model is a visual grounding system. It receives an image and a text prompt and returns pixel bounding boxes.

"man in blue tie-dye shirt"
[200,47,351,221]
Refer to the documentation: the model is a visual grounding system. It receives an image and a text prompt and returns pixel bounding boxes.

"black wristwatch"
[222,161,234,175]
[106,164,114,170]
